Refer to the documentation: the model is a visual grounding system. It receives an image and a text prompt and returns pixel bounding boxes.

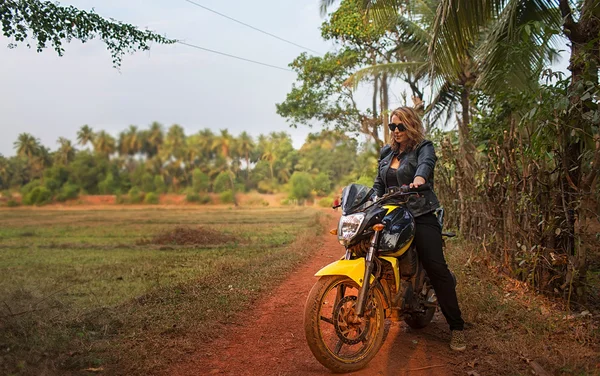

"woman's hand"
[410,176,426,188]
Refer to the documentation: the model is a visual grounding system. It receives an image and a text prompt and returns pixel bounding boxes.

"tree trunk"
[381,73,390,145]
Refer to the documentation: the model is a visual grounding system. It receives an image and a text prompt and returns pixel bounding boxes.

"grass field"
[0,207,327,375]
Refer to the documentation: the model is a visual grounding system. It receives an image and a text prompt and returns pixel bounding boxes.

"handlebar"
[383,183,431,198]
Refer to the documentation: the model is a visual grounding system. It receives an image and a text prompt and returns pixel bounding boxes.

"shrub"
[289,172,313,200]
[6,199,19,207]
[43,178,61,193]
[23,186,52,206]
[192,169,210,192]
[128,187,144,204]
[219,190,235,204]
[186,192,211,204]
[142,173,155,193]
[144,192,159,204]
[98,173,118,194]
[154,175,167,193]
[213,171,231,193]
[20,180,41,196]
[355,176,373,188]
[56,184,79,202]
[318,197,334,208]
[314,172,332,196]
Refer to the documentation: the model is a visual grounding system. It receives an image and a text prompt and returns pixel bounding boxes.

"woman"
[373,106,466,352]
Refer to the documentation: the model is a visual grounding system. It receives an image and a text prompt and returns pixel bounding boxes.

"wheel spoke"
[320,316,334,325]
[334,340,344,355]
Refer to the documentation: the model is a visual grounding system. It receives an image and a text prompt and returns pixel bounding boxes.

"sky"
[0,1,570,157]
[0,0,337,156]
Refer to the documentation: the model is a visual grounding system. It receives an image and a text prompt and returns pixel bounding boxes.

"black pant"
[414,212,464,331]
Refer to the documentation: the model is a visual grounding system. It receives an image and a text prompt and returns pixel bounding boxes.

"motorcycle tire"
[304,275,386,373]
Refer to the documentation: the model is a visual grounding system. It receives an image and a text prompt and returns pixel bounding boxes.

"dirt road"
[169,215,461,376]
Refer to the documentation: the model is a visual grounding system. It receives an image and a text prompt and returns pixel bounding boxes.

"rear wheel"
[304,275,386,373]
[403,306,435,329]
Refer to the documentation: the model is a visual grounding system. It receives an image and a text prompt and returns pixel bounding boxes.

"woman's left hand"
[410,176,426,188]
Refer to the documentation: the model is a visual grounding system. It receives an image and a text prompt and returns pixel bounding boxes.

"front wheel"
[304,275,386,373]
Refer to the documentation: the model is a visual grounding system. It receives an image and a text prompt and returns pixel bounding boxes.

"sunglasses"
[388,122,407,132]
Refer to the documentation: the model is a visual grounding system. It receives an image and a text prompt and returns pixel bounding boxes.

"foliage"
[0,0,175,67]
[143,192,159,204]
[6,199,19,207]
[192,168,210,193]
[318,197,334,208]
[127,187,144,204]
[185,192,210,204]
[219,190,235,204]
[289,172,313,201]
[314,172,332,196]
[153,175,166,194]
[213,171,232,193]
[56,183,79,202]
[22,186,52,206]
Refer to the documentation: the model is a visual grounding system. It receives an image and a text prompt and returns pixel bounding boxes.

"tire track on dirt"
[169,214,459,376]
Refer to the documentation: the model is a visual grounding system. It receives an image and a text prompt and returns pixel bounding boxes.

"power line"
[182,0,323,55]
[176,41,293,72]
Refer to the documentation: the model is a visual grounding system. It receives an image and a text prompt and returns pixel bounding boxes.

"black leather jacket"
[373,140,441,217]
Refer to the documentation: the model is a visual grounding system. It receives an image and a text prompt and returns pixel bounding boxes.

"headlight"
[338,213,365,245]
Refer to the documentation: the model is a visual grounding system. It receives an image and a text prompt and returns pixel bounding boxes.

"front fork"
[355,229,381,317]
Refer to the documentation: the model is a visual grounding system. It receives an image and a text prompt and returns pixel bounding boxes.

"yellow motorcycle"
[304,183,454,373]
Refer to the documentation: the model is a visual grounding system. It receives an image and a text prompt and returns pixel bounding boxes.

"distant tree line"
[0,125,377,206]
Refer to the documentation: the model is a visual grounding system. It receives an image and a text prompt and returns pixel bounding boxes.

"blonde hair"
[389,106,425,152]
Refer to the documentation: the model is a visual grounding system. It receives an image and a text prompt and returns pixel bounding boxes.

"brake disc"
[333,296,371,345]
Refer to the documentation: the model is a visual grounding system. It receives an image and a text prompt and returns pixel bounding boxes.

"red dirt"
[168,215,460,376]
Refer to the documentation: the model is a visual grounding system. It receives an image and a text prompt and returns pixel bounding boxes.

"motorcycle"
[304,183,455,373]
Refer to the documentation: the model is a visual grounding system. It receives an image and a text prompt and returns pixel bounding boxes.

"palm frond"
[425,80,460,128]
[344,61,427,88]
[476,0,562,93]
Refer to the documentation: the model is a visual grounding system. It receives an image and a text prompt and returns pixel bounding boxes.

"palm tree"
[93,131,116,158]
[56,137,76,165]
[145,122,164,158]
[0,155,10,190]
[118,125,142,157]
[14,133,41,160]
[237,131,255,181]
[77,125,95,147]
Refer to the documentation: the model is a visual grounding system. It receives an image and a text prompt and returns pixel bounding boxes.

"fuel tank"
[379,205,415,257]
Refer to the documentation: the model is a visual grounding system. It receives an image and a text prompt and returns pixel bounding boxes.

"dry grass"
[446,238,600,376]
[0,207,328,376]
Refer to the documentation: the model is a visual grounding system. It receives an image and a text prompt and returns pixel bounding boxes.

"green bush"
[318,197,334,208]
[192,169,210,192]
[128,187,144,204]
[289,172,313,200]
[186,192,211,204]
[142,173,155,193]
[144,192,159,204]
[6,199,19,207]
[219,190,235,204]
[355,176,373,188]
[23,186,52,206]
[43,178,61,193]
[213,171,232,193]
[56,184,79,202]
[98,173,118,194]
[20,180,41,196]
[154,175,167,193]
[314,172,332,196]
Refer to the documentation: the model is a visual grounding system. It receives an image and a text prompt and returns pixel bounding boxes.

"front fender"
[315,259,373,287]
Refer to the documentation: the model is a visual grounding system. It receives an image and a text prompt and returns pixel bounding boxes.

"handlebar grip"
[400,183,431,193]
